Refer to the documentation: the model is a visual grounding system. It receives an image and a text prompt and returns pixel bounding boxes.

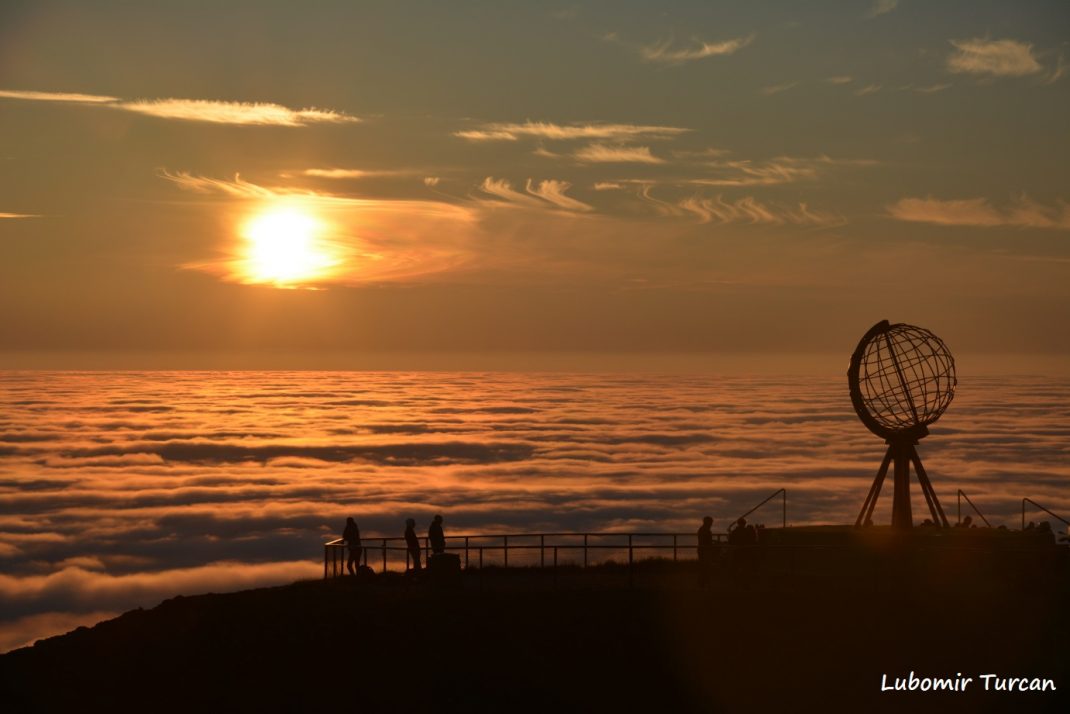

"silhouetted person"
[697,516,716,586]
[342,517,362,575]
[405,518,422,574]
[429,514,446,555]
[728,517,756,546]
[956,516,973,528]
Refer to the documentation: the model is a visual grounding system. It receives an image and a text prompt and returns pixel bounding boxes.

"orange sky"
[1,1,1068,371]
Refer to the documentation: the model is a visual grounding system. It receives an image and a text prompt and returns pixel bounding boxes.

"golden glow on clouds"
[887,196,1070,230]
[237,204,344,287]
[454,121,689,142]
[638,34,756,64]
[0,88,358,126]
[947,38,1043,77]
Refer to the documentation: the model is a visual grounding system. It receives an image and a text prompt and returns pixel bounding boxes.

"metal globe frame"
[848,320,957,529]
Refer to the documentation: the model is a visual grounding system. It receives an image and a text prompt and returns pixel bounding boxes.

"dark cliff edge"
[2,551,1067,714]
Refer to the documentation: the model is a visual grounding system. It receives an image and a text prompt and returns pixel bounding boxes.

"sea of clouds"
[1,371,1067,651]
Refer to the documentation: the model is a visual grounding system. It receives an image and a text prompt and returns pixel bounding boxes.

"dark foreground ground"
[2,543,1067,713]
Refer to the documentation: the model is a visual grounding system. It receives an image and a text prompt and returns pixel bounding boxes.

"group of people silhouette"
[342,514,446,576]
[342,513,760,583]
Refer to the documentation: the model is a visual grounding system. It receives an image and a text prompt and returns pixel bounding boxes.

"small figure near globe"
[342,517,362,575]
[697,516,716,586]
[429,514,446,555]
[405,518,422,574]
[849,320,956,529]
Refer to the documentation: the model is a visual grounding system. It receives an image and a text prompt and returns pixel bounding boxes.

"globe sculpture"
[848,320,957,529]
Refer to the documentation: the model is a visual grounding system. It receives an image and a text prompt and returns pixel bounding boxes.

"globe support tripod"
[855,437,950,529]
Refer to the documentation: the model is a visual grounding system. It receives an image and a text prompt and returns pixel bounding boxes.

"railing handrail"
[956,489,992,528]
[327,531,731,543]
[734,488,787,529]
[1021,498,1070,531]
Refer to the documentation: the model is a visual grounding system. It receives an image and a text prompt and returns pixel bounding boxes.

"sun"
[238,204,342,287]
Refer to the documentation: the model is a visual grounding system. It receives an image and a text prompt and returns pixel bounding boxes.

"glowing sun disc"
[239,206,340,286]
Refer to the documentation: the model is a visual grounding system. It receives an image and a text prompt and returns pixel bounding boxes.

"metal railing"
[1021,498,1070,533]
[956,489,992,527]
[323,531,729,580]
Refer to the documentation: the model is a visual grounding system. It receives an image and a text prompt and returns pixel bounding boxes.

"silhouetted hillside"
[2,558,1067,713]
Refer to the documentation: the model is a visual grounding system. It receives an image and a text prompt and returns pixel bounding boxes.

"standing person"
[697,516,716,586]
[404,518,422,574]
[429,514,446,555]
[342,517,362,576]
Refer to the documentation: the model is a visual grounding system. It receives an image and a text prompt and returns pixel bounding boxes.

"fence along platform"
[323,531,729,579]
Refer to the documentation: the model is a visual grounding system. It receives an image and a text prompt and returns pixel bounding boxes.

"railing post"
[541,534,545,568]
[673,534,678,562]
[1022,499,1026,531]
[465,536,470,569]
[584,534,588,568]
[504,535,508,568]
[628,534,634,589]
[553,546,558,588]
[783,489,787,529]
[382,539,387,573]
[479,546,484,569]
[324,545,328,580]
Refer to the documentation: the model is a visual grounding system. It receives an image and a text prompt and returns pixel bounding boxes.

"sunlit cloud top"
[0,88,358,126]
[455,120,689,142]
[947,38,1044,77]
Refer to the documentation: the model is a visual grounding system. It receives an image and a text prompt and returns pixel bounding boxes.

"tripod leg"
[891,442,913,529]
[856,446,893,527]
[910,449,949,528]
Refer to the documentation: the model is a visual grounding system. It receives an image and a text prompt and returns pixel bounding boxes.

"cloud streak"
[887,196,1070,230]
[638,35,755,65]
[0,88,358,126]
[690,156,876,187]
[525,179,593,211]
[646,190,845,227]
[947,38,1044,77]
[454,121,689,142]
[573,144,664,164]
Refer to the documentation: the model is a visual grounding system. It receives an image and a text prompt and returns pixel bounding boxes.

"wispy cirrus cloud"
[478,177,548,208]
[573,144,665,164]
[636,34,755,65]
[888,195,1070,230]
[0,88,358,126]
[826,76,853,85]
[0,212,40,219]
[478,177,592,212]
[454,120,688,142]
[0,89,118,103]
[691,155,876,187]
[911,83,952,94]
[760,81,799,96]
[868,0,899,18]
[301,169,373,179]
[119,99,357,126]
[525,180,593,211]
[646,190,844,227]
[854,83,882,96]
[947,38,1043,77]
